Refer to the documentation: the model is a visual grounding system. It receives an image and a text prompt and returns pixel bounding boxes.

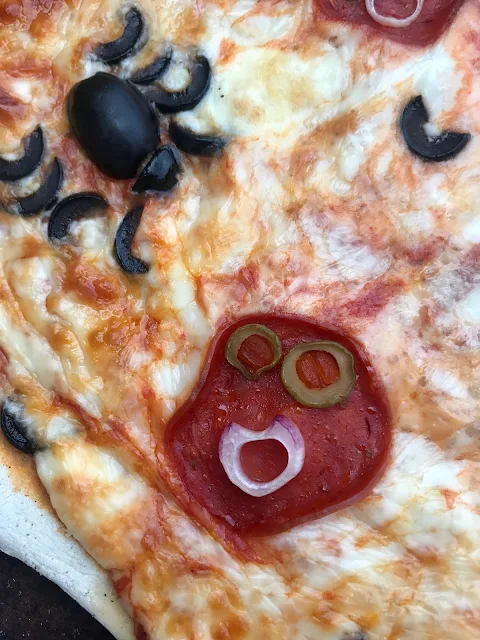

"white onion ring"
[365,0,424,27]
[219,415,305,497]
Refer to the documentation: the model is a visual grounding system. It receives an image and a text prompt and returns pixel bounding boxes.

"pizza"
[0,0,479,638]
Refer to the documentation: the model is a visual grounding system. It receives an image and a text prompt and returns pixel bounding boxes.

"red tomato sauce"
[315,0,465,47]
[165,315,391,535]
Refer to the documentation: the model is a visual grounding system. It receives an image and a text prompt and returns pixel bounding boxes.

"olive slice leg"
[400,95,471,162]
[114,205,149,274]
[146,55,211,114]
[0,126,44,182]
[95,7,146,64]
[17,158,63,216]
[169,122,226,157]
[48,192,109,241]
[130,47,173,84]
[1,400,38,454]
[132,145,181,194]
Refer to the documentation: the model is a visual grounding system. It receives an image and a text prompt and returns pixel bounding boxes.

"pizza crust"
[0,460,134,640]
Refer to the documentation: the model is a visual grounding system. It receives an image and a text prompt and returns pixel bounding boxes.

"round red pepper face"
[165,315,392,535]
[316,0,465,47]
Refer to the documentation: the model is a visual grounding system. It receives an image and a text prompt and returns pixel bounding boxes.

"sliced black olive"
[68,73,158,179]
[341,633,368,640]
[400,96,471,162]
[17,158,63,217]
[169,121,226,157]
[0,126,44,182]
[130,47,173,84]
[48,192,108,241]
[114,205,149,274]
[132,145,180,193]
[1,399,37,454]
[146,55,211,114]
[95,8,145,64]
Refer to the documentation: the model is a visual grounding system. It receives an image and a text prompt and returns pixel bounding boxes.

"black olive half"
[146,55,211,114]
[95,7,145,64]
[400,96,471,162]
[169,122,226,157]
[114,205,149,274]
[1,400,37,454]
[68,73,158,179]
[48,192,108,241]
[132,145,180,193]
[0,126,44,182]
[17,158,63,217]
[341,633,368,640]
[130,47,173,85]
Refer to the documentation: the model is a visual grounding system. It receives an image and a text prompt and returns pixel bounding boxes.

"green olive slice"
[281,341,356,408]
[225,324,282,380]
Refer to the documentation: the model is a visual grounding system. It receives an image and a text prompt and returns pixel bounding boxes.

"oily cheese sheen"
[0,0,479,639]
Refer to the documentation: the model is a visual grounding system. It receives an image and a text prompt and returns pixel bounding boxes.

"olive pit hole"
[295,350,340,390]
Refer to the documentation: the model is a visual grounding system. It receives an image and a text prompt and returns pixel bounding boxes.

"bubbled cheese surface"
[0,1,480,639]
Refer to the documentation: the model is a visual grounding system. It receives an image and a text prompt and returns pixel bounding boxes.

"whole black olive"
[67,73,158,180]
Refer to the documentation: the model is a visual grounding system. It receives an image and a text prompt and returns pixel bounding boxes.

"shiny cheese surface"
[0,0,480,639]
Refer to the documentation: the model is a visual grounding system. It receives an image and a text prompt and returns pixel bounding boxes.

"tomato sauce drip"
[315,0,465,47]
[165,315,391,534]
[237,334,274,372]
[296,350,339,389]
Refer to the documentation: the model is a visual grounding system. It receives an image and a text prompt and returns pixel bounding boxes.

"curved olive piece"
[114,205,149,274]
[342,633,368,640]
[281,341,356,408]
[68,73,158,179]
[0,127,44,182]
[400,96,471,162]
[48,192,108,241]
[17,158,63,216]
[132,145,180,194]
[146,55,211,114]
[95,8,145,64]
[1,400,37,454]
[226,324,282,380]
[169,122,226,157]
[130,48,173,85]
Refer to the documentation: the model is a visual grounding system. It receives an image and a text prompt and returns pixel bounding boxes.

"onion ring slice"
[365,0,424,27]
[219,415,304,497]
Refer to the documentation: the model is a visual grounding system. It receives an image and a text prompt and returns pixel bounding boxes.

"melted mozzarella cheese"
[0,0,480,638]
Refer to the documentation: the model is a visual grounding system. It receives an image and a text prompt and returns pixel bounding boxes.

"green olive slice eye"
[281,341,356,408]
[225,324,282,380]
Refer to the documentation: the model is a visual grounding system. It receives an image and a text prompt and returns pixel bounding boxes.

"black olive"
[169,121,226,157]
[114,205,149,274]
[146,55,211,114]
[17,158,63,217]
[400,95,471,162]
[68,73,158,179]
[48,192,108,241]
[130,47,173,85]
[132,145,181,193]
[95,7,145,64]
[341,633,368,640]
[0,126,44,182]
[1,400,38,454]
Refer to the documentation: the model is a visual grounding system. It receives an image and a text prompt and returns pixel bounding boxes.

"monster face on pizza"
[0,0,479,639]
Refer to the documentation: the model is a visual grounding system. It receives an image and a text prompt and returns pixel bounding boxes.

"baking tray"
[0,550,115,639]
